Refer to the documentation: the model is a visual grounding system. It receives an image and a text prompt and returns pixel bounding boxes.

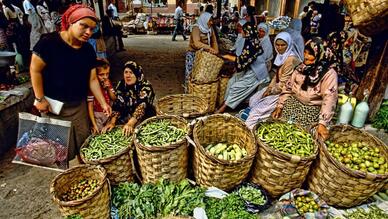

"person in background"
[28,9,48,50]
[103,8,124,52]
[23,0,35,15]
[0,6,8,50]
[185,11,219,91]
[245,31,303,128]
[233,19,246,56]
[239,0,246,19]
[172,1,187,41]
[272,38,338,140]
[216,22,269,113]
[88,23,107,59]
[107,0,119,20]
[2,0,24,50]
[30,4,112,160]
[310,8,321,37]
[102,61,155,136]
[299,6,309,19]
[36,0,55,32]
[88,59,116,134]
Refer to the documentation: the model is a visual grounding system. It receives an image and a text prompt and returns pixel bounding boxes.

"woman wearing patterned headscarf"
[30,4,112,160]
[244,31,303,129]
[216,22,267,113]
[103,61,156,136]
[272,38,338,141]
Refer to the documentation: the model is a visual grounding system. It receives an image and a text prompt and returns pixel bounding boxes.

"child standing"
[88,59,116,134]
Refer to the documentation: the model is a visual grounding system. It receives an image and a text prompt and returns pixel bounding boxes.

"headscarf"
[300,37,338,90]
[234,19,246,56]
[123,61,145,85]
[285,19,305,61]
[61,4,97,31]
[236,23,263,72]
[195,12,212,45]
[257,22,273,62]
[249,22,272,81]
[273,32,294,66]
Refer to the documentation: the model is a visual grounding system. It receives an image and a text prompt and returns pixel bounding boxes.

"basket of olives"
[307,125,388,207]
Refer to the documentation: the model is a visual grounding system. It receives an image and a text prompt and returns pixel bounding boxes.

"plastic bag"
[278,189,329,219]
[234,182,271,214]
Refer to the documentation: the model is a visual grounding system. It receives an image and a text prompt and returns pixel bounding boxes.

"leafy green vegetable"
[112,179,205,219]
[238,186,266,205]
[205,194,257,219]
[372,100,388,131]
[64,214,83,219]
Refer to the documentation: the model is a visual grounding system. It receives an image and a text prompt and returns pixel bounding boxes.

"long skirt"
[281,96,321,128]
[245,87,279,129]
[184,51,195,92]
[47,101,90,160]
[224,69,265,109]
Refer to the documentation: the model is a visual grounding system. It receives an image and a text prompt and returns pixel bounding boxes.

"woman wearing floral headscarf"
[185,12,219,90]
[102,61,156,136]
[216,22,267,113]
[272,38,338,141]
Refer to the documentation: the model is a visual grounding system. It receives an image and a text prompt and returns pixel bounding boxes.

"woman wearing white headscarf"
[233,19,246,56]
[245,31,303,129]
[185,12,219,91]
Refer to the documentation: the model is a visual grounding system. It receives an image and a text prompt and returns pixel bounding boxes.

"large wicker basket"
[188,78,219,113]
[307,125,388,207]
[50,165,110,219]
[217,75,231,107]
[192,114,257,191]
[250,121,319,198]
[344,0,388,36]
[155,94,208,119]
[134,115,189,184]
[192,50,224,83]
[80,132,134,185]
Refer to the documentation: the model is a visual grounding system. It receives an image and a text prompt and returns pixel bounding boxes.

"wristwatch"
[35,97,44,102]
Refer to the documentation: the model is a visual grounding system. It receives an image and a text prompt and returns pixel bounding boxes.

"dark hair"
[2,0,15,12]
[303,6,309,12]
[96,59,110,70]
[308,1,316,6]
[205,4,213,14]
[106,8,113,17]
[199,5,204,12]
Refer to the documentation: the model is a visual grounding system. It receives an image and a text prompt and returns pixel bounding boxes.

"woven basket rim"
[193,114,257,165]
[320,125,388,180]
[155,94,209,118]
[134,115,189,151]
[50,164,107,207]
[80,127,133,164]
[253,120,319,162]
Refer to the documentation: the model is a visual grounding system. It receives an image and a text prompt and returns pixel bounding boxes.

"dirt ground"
[0,35,187,219]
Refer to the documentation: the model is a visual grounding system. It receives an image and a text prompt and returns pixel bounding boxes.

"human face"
[304,49,316,65]
[97,67,110,84]
[258,28,266,38]
[275,39,288,55]
[69,18,97,42]
[123,67,137,85]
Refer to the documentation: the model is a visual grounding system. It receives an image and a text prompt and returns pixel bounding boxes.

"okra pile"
[205,143,247,161]
[326,141,387,174]
[256,122,314,157]
[137,119,187,146]
[81,127,131,160]
[61,179,99,201]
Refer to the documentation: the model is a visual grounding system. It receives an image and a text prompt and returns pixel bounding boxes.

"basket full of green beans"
[250,120,318,198]
[80,127,134,185]
[133,115,189,184]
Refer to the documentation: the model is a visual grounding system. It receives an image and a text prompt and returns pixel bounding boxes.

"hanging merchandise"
[338,92,354,125]
[352,90,370,128]
[13,43,24,72]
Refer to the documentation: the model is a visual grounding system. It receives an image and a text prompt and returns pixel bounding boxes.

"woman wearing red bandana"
[30,4,112,160]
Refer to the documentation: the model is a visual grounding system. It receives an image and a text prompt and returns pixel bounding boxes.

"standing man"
[107,0,119,20]
[172,1,187,41]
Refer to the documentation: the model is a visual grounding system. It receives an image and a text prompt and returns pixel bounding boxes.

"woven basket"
[134,115,189,184]
[80,132,134,185]
[192,50,224,83]
[217,75,231,107]
[188,78,219,113]
[50,165,110,219]
[155,94,208,119]
[307,125,388,207]
[192,114,257,191]
[250,121,319,198]
[345,0,388,36]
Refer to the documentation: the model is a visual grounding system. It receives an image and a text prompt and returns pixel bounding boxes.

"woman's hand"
[123,123,134,136]
[91,125,100,135]
[35,98,50,114]
[316,123,329,141]
[101,103,112,117]
[271,107,282,119]
[262,89,271,98]
[207,48,218,55]
[101,122,115,134]
[222,54,236,62]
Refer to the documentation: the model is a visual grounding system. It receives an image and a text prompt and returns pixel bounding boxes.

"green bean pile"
[256,122,314,157]
[81,128,131,160]
[137,120,186,146]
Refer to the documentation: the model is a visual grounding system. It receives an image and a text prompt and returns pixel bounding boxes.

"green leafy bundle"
[205,194,257,219]
[372,100,388,131]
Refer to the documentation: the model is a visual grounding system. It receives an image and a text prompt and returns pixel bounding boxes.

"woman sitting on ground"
[245,31,303,129]
[272,38,338,140]
[102,61,156,136]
